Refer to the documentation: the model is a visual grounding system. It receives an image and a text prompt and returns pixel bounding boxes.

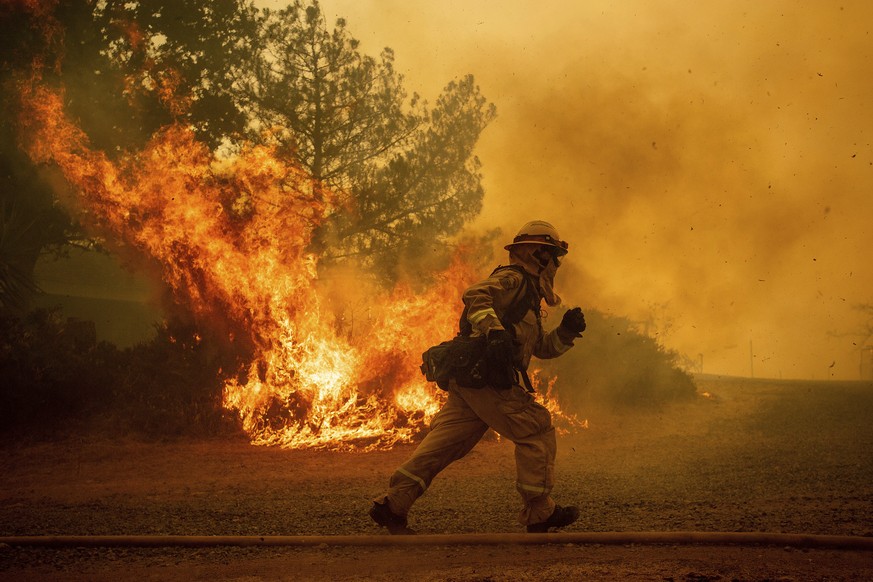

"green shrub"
[105,320,240,438]
[542,309,697,410]
[0,308,239,439]
[0,308,116,435]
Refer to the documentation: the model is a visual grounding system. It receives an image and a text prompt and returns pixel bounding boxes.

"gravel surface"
[2,376,872,580]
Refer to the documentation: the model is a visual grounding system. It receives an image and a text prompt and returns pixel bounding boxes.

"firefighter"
[370,220,587,534]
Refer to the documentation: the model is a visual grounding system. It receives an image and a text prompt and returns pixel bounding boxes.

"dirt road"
[2,376,872,580]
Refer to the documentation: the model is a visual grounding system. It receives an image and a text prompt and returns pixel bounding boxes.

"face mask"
[511,246,563,307]
[539,253,562,307]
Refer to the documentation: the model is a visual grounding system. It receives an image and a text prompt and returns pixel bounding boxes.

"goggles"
[511,234,569,255]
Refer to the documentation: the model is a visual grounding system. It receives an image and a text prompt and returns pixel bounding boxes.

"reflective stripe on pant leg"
[382,467,427,517]
[453,383,558,525]
[396,467,427,491]
[515,423,557,525]
[516,481,549,495]
[382,390,488,516]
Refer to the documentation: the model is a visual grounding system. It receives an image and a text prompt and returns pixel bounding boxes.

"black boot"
[526,504,580,533]
[369,501,415,535]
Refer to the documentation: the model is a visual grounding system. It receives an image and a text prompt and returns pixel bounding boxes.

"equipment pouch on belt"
[420,335,487,390]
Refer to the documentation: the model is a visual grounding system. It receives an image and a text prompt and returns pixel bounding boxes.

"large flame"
[15,74,583,449]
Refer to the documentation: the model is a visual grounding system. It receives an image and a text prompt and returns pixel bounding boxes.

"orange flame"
[15,78,458,448]
[16,74,583,449]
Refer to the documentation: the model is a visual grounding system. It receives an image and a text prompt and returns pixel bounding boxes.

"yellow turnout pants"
[377,381,557,526]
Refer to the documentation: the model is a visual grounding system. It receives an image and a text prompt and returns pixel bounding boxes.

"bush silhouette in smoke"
[541,308,697,410]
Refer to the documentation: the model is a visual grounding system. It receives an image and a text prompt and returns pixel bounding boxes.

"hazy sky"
[308,0,873,380]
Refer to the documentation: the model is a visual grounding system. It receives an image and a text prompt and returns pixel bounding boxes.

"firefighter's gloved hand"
[486,329,514,366]
[485,329,515,389]
[560,307,586,336]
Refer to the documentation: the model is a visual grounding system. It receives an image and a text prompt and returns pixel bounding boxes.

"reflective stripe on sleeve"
[550,332,573,354]
[397,467,427,491]
[468,307,498,326]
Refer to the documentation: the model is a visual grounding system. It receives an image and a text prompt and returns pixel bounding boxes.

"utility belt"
[420,335,534,392]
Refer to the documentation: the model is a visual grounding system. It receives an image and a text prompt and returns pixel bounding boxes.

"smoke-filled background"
[5,7,873,574]
[304,0,873,380]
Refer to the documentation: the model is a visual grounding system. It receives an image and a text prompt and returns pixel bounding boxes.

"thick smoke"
[317,0,873,379]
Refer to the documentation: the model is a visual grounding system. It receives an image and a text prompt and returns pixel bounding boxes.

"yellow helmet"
[504,220,569,255]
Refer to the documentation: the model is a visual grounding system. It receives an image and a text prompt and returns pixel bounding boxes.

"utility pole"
[749,340,754,378]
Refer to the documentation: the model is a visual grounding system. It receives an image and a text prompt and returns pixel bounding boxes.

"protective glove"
[485,329,515,389]
[486,329,514,367]
[559,307,586,336]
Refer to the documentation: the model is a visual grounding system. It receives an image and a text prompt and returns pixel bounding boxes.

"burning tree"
[1,1,686,447]
[0,1,92,313]
[60,0,495,281]
[0,0,508,448]
[238,3,496,278]
[3,0,495,295]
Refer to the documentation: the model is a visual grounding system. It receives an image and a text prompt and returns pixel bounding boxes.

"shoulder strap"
[458,265,541,336]
[497,265,540,328]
